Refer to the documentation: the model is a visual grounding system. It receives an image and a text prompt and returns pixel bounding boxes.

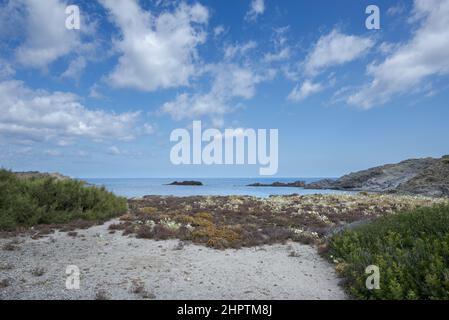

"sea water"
[83,177,353,198]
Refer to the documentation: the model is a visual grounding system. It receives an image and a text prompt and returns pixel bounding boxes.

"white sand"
[0,220,346,300]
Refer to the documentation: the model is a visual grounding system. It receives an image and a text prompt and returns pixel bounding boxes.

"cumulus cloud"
[100,0,209,91]
[246,0,265,21]
[287,80,324,102]
[160,64,268,121]
[303,29,374,76]
[14,0,93,69]
[348,0,449,108]
[0,80,142,144]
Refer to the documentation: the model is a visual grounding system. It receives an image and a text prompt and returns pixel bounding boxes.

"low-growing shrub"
[328,204,449,299]
[0,169,127,230]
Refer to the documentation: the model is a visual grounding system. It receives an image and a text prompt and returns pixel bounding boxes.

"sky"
[0,0,448,178]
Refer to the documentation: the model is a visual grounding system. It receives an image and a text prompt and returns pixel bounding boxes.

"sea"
[83,177,353,198]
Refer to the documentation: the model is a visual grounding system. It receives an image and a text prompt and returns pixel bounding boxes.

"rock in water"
[167,181,203,186]
[247,181,306,187]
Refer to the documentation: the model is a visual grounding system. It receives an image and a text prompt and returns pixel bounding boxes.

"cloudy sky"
[1,0,448,178]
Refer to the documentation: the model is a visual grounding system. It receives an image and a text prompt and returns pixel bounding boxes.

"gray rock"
[247,181,306,187]
[167,181,203,186]
[305,156,449,197]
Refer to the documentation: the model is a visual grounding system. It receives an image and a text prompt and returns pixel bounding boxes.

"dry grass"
[111,194,448,249]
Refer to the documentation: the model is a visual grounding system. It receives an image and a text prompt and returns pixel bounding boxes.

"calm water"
[83,178,352,198]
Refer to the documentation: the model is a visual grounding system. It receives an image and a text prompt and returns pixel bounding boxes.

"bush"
[328,204,449,299]
[0,169,127,230]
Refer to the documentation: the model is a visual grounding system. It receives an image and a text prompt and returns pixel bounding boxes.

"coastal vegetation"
[112,193,447,249]
[0,169,127,230]
[328,204,449,299]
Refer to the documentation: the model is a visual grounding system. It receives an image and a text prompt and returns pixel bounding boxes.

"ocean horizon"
[83,177,352,198]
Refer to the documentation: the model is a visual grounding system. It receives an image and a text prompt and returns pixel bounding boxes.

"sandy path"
[0,220,346,300]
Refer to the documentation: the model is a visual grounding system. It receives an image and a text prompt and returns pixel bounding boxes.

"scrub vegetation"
[111,194,447,249]
[328,205,449,300]
[328,204,449,300]
[0,169,127,231]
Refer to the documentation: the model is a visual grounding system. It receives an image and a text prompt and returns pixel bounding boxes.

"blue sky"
[0,0,448,178]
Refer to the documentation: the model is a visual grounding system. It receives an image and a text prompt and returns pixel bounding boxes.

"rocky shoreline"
[304,156,449,198]
[247,181,306,187]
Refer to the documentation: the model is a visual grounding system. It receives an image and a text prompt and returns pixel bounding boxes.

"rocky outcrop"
[247,181,306,187]
[395,156,449,197]
[305,156,449,197]
[167,181,203,186]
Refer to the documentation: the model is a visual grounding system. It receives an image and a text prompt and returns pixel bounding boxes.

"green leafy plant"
[328,204,449,299]
[0,169,127,230]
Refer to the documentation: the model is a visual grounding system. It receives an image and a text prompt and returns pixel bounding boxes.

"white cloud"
[0,0,25,42]
[100,0,209,91]
[246,0,265,21]
[348,0,449,109]
[161,92,227,122]
[107,146,121,155]
[57,139,74,147]
[14,0,92,69]
[303,29,374,76]
[213,25,225,37]
[76,150,88,157]
[387,3,406,16]
[264,26,291,63]
[224,41,257,59]
[0,59,15,79]
[161,64,267,121]
[88,83,105,99]
[287,80,324,102]
[378,42,397,55]
[61,56,86,80]
[44,150,63,157]
[264,47,291,63]
[0,80,142,144]
[143,123,155,134]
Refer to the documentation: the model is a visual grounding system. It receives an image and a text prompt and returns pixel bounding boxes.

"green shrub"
[328,204,449,299]
[0,169,127,230]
